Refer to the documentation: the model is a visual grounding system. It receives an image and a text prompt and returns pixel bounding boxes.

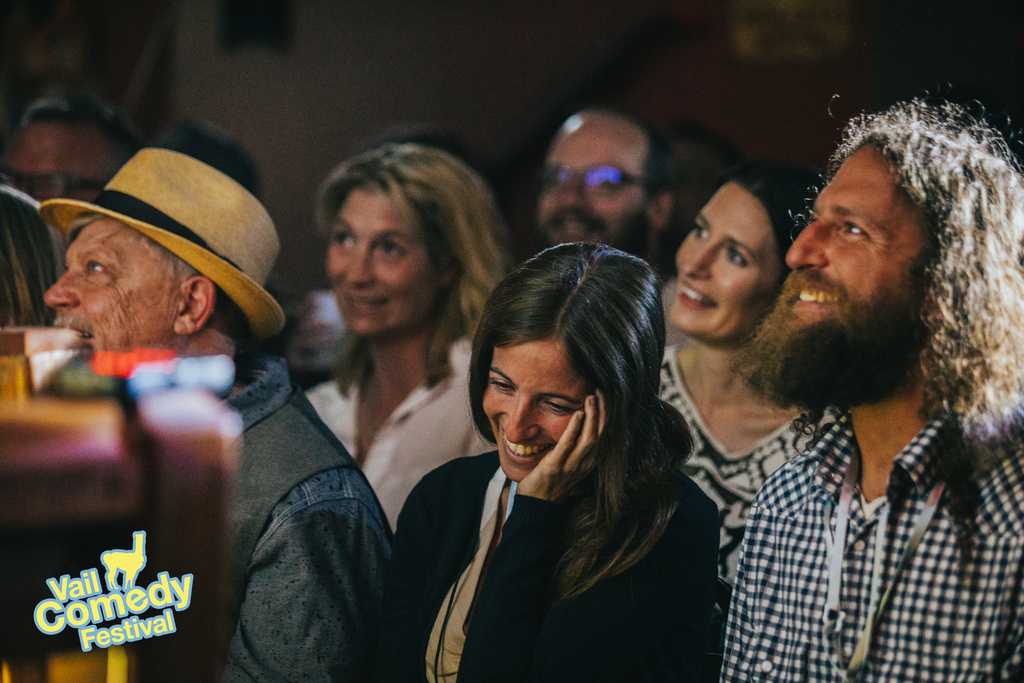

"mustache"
[53,314,94,337]
[779,269,849,308]
[541,208,607,234]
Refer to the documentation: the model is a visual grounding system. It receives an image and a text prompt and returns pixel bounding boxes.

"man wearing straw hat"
[41,148,391,681]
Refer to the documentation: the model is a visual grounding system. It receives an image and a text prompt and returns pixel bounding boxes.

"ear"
[172,275,218,336]
[646,190,675,235]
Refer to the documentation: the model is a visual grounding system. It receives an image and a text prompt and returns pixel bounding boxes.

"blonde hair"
[0,185,63,325]
[316,143,507,391]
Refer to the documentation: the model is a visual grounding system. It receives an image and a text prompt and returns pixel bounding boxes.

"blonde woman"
[307,144,506,528]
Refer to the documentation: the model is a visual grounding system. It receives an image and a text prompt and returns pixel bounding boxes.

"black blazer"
[374,451,719,683]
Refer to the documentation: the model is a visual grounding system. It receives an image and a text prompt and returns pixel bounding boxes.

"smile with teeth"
[504,437,550,456]
[798,290,838,304]
[679,283,714,306]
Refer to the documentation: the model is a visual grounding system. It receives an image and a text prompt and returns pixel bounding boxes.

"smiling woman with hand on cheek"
[375,242,718,683]
[660,162,820,582]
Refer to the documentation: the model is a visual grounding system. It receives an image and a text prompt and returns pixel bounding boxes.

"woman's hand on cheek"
[517,392,604,503]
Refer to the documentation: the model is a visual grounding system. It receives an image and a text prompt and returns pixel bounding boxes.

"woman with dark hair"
[661,161,819,582]
[375,243,718,683]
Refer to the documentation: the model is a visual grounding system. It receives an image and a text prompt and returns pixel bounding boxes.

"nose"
[544,174,588,208]
[786,219,829,270]
[677,237,714,279]
[561,177,588,204]
[502,398,538,443]
[343,245,375,286]
[44,271,79,311]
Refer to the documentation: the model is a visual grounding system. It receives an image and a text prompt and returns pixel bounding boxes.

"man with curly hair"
[722,100,1024,681]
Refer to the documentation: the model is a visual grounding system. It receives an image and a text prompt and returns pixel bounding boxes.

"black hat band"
[93,189,242,271]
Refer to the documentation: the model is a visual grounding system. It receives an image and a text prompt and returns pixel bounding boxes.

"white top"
[859,490,888,518]
[306,339,491,529]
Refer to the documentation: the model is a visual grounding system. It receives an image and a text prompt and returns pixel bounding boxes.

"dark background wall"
[2,0,1021,296]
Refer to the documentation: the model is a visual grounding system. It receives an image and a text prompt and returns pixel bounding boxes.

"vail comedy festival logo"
[33,531,193,652]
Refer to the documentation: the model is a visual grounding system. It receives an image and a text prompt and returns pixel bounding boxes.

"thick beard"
[739,272,927,413]
[537,206,650,259]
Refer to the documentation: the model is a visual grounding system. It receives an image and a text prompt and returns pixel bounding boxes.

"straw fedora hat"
[40,148,285,339]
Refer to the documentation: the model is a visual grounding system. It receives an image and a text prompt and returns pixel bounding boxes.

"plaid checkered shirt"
[721,413,1024,681]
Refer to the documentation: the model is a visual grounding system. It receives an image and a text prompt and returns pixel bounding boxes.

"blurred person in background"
[537,108,695,347]
[1,92,142,202]
[536,108,675,266]
[307,143,506,529]
[286,129,496,390]
[0,183,63,326]
[660,161,819,582]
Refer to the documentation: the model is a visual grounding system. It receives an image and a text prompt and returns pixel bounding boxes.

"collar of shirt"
[227,352,293,429]
[811,411,947,504]
[480,468,517,530]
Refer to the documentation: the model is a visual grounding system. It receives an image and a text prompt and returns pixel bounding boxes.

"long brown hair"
[469,243,692,603]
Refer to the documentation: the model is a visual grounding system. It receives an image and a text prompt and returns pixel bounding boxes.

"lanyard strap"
[823,455,945,682]
[845,481,944,679]
[824,454,858,620]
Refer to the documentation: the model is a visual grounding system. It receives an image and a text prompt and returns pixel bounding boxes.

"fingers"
[517,393,602,502]
[517,409,583,501]
[594,389,607,437]
[550,408,584,461]
[556,395,600,477]
[574,395,600,459]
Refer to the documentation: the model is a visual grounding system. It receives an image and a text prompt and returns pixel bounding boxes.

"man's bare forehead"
[67,217,189,269]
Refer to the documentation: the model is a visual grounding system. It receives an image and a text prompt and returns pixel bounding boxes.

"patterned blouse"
[660,345,803,582]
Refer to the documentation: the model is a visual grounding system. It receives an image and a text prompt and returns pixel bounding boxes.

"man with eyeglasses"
[536,108,675,266]
[721,100,1024,681]
[0,93,142,202]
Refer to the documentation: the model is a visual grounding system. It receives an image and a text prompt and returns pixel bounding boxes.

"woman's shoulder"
[305,380,355,436]
[659,345,694,406]
[668,470,719,540]
[306,378,344,405]
[449,337,474,370]
[396,451,500,535]
[412,450,500,499]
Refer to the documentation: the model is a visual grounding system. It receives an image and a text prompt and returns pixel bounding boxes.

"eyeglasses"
[0,169,107,201]
[539,165,644,197]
